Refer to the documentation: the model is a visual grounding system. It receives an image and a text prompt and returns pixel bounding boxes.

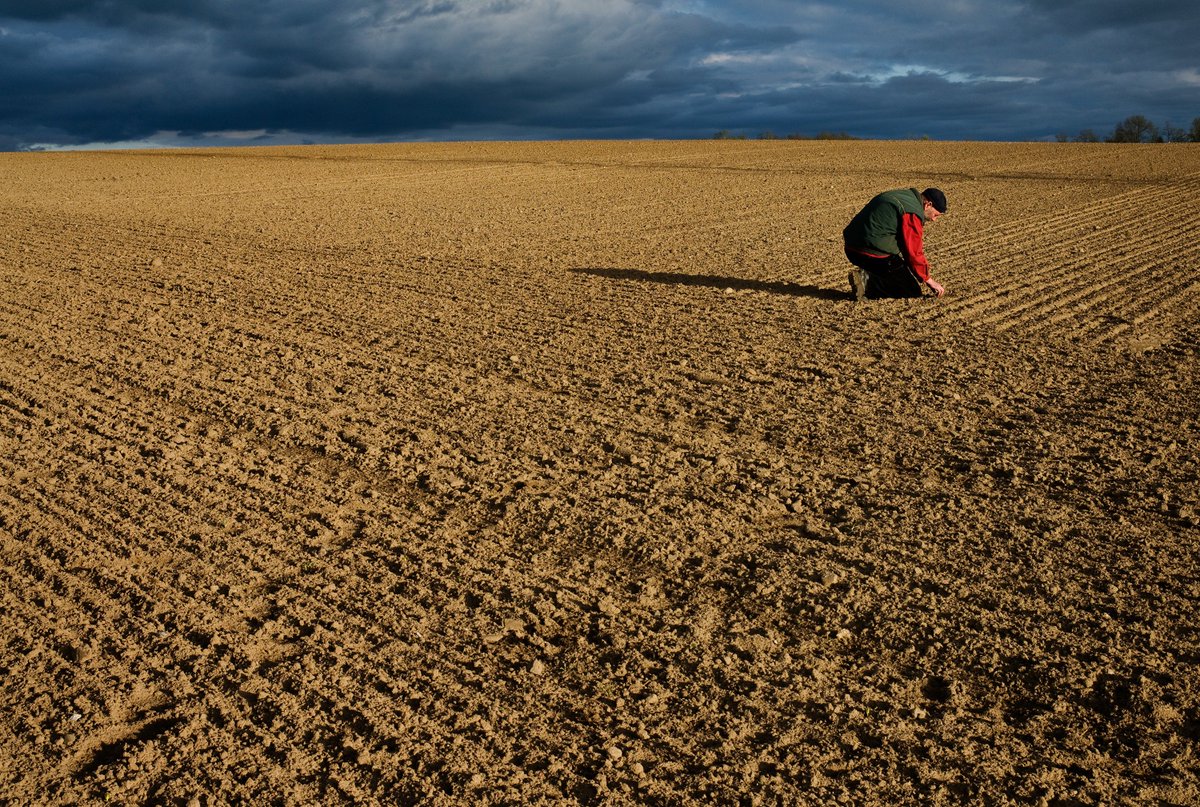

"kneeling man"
[844,187,947,299]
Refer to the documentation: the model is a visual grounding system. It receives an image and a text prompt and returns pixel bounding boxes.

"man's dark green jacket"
[842,187,926,257]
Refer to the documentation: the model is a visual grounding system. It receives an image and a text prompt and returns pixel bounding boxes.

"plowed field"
[2,141,1198,805]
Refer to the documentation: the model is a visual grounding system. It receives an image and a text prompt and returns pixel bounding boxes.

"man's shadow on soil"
[571,267,847,300]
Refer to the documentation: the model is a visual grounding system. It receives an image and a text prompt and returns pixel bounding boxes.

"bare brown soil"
[2,140,1198,805]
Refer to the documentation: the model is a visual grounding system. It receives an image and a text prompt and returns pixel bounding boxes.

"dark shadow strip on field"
[571,267,846,300]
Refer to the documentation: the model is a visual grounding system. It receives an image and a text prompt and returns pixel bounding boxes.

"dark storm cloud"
[0,0,801,148]
[0,0,1196,149]
[694,0,1199,140]
[1024,0,1191,29]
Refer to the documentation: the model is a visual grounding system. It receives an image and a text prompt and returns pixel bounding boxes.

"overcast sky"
[1,0,1197,150]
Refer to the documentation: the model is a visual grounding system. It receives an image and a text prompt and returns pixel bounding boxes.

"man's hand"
[926,278,946,297]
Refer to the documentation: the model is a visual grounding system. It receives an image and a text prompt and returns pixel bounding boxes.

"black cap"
[923,187,947,213]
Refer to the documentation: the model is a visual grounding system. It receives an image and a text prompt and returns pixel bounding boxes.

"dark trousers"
[845,247,924,298]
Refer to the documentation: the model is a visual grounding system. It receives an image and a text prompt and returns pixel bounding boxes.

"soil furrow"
[941,173,1200,263]
[929,187,1200,333]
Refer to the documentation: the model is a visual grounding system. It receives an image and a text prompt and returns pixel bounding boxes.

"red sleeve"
[899,212,930,282]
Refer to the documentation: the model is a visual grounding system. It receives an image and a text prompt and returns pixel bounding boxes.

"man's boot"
[848,268,868,301]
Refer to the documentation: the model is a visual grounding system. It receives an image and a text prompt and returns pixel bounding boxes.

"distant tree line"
[1059,115,1200,143]
[713,130,861,141]
[714,115,1200,143]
